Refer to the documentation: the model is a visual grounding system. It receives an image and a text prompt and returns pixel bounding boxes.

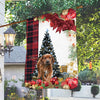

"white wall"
[47,85,100,99]
[0,0,5,99]
[4,64,27,97]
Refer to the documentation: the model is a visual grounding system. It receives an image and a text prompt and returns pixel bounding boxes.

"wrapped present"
[60,65,68,73]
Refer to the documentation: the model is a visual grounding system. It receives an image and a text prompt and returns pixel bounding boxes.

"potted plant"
[91,85,99,98]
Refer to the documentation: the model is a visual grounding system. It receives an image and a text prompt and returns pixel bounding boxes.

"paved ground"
[50,97,100,100]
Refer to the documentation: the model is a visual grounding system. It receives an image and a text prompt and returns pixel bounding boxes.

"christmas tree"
[32,30,62,78]
[39,30,60,77]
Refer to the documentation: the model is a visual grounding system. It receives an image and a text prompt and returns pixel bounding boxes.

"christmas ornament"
[34,17,38,21]
[61,81,67,87]
[32,85,36,89]
[61,8,76,20]
[36,79,42,86]
[55,81,59,85]
[62,9,68,16]
[58,78,64,82]
[40,86,43,89]
[73,34,76,38]
[43,81,49,87]
[63,85,70,89]
[66,8,76,20]
[50,77,56,85]
[68,78,78,89]
[25,82,30,87]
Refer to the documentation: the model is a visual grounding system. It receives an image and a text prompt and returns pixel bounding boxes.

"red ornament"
[65,77,71,84]
[68,78,78,89]
[55,81,59,85]
[61,81,67,87]
[28,81,36,85]
[40,86,43,89]
[43,81,49,87]
[50,78,56,84]
[41,15,45,19]
[36,79,42,86]
[31,81,36,85]
[61,9,76,20]
[66,9,76,20]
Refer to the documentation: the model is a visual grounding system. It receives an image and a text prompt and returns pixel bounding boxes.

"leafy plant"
[78,68,97,84]
[4,79,18,100]
[91,85,99,98]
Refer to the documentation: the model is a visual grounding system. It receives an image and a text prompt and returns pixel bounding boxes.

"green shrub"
[78,68,97,84]
[91,85,99,98]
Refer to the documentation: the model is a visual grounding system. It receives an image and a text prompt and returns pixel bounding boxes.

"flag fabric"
[25,18,39,82]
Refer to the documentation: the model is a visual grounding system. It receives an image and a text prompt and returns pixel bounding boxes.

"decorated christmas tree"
[32,30,61,78]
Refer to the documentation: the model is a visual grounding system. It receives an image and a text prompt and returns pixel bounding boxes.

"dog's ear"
[37,56,43,68]
[51,55,55,64]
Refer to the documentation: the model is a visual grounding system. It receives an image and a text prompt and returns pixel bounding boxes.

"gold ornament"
[69,62,74,66]
[62,9,68,15]
[34,17,38,21]
[73,70,78,75]
[73,34,76,38]
[58,78,64,82]
[32,76,37,80]
[32,85,36,89]
[63,85,69,89]
[60,65,68,72]
[29,86,32,89]
[69,73,74,78]
[25,82,30,87]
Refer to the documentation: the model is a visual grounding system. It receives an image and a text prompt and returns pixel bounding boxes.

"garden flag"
[25,8,78,90]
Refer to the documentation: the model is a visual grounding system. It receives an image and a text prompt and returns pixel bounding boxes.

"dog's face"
[41,54,54,65]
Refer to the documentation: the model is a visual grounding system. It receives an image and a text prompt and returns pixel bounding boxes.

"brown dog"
[37,54,54,82]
